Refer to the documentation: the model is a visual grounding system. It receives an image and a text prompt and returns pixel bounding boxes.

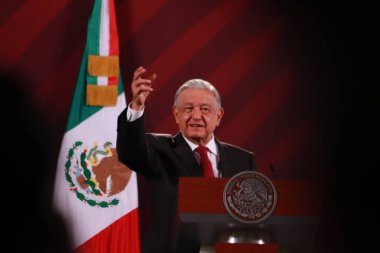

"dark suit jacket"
[117,109,256,253]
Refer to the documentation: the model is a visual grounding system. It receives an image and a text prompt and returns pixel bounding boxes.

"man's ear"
[216,107,224,126]
[173,106,179,124]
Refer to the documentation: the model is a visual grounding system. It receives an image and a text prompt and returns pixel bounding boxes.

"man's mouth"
[189,124,204,128]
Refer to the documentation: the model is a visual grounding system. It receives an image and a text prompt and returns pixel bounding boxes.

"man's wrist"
[130,101,144,111]
[127,102,144,122]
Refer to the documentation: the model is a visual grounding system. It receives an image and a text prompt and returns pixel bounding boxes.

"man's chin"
[185,133,204,142]
[189,135,202,140]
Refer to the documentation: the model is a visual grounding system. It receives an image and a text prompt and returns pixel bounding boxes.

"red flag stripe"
[75,208,140,253]
[109,0,119,56]
[108,0,119,85]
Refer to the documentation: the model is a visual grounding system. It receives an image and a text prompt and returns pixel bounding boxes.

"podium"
[178,177,321,253]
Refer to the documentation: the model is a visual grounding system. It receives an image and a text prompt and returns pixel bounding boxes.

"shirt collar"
[182,134,218,156]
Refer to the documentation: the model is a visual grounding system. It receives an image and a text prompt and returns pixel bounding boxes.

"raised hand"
[130,66,156,111]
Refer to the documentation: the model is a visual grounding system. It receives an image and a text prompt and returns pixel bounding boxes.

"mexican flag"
[53,1,140,252]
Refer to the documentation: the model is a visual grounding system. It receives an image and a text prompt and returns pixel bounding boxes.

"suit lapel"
[215,138,234,178]
[173,133,203,177]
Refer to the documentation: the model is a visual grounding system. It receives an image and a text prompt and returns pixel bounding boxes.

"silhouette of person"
[1,71,73,253]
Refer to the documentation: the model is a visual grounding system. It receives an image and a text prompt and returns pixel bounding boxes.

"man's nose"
[191,108,202,119]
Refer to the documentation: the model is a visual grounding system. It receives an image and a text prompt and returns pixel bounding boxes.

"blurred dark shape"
[1,71,73,253]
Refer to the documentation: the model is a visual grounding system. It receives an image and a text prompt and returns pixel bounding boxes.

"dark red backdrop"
[0,0,336,178]
[1,1,377,253]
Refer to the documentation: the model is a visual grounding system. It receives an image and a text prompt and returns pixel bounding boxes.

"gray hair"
[174,79,222,109]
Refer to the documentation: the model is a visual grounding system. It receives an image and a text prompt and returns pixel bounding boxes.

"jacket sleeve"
[116,108,158,178]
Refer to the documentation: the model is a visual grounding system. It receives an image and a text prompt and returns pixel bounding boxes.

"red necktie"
[195,145,214,178]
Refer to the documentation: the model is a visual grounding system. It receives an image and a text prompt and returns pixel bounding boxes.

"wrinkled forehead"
[177,87,218,105]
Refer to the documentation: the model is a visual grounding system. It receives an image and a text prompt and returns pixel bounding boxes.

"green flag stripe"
[87,0,101,56]
[87,76,98,85]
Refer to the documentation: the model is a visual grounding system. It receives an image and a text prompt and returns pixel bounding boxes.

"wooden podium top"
[178,177,321,216]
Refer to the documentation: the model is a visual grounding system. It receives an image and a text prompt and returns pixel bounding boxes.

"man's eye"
[201,107,210,113]
[184,107,192,112]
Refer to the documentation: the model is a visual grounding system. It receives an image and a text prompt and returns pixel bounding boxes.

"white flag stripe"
[99,0,109,56]
[98,0,110,86]
[97,76,108,85]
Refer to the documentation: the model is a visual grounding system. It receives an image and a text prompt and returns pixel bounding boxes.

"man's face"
[173,88,224,145]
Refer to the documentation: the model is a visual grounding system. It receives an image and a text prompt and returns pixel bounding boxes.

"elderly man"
[117,66,256,253]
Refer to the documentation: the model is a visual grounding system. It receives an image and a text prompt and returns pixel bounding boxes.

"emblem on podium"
[223,171,277,223]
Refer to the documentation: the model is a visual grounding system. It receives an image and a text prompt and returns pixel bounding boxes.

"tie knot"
[195,145,208,155]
